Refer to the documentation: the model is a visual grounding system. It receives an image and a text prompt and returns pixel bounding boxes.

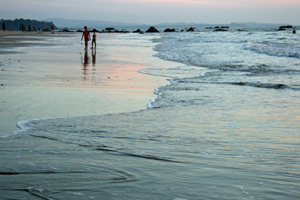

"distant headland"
[1,19,57,31]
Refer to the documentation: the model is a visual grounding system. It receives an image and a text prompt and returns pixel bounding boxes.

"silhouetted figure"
[293,29,296,34]
[2,22,5,31]
[28,25,31,32]
[81,26,90,49]
[92,31,97,49]
[20,24,25,31]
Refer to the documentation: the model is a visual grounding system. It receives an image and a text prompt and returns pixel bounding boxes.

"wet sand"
[0,31,167,137]
[0,31,68,54]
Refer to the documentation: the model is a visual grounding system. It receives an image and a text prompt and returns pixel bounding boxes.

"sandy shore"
[0,31,167,137]
[0,31,73,54]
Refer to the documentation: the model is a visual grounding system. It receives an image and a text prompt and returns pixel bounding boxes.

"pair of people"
[81,26,97,49]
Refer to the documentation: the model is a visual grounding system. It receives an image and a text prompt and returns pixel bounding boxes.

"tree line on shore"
[1,19,57,31]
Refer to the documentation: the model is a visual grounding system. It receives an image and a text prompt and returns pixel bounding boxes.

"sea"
[1,26,300,199]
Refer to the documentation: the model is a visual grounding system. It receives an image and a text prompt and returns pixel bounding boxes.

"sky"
[1,0,300,25]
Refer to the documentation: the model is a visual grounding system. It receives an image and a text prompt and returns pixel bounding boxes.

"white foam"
[147,82,171,109]
[2,118,46,138]
[1,120,33,138]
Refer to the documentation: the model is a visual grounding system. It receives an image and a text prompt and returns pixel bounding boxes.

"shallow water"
[1,29,300,199]
[0,33,166,136]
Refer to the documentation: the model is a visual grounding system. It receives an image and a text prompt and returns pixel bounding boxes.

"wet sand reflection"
[81,49,96,80]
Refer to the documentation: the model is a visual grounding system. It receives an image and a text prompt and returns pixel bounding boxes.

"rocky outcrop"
[133,29,144,34]
[214,28,228,32]
[186,27,195,32]
[278,25,294,31]
[105,27,115,32]
[164,28,176,32]
[146,26,159,33]
[91,29,101,32]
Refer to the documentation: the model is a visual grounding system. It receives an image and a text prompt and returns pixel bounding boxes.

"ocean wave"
[95,147,183,163]
[153,31,300,79]
[227,82,290,89]
[245,41,300,59]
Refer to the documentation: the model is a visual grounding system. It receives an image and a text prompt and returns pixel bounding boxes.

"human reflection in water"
[81,49,97,80]
[92,48,96,67]
[81,49,90,80]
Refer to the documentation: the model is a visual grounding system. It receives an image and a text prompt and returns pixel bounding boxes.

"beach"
[0,31,167,137]
[1,29,299,199]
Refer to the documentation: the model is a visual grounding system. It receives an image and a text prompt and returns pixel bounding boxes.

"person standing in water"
[81,26,90,49]
[92,31,97,49]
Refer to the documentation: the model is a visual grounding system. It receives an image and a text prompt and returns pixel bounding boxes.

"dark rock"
[186,27,195,32]
[101,28,129,33]
[214,28,228,32]
[278,25,293,31]
[60,28,72,32]
[91,29,100,32]
[164,28,176,32]
[115,29,129,33]
[274,84,285,89]
[280,25,293,29]
[146,26,159,33]
[105,27,115,32]
[133,29,142,33]
[42,28,51,32]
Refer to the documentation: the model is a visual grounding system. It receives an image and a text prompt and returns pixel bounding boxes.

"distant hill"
[1,19,57,31]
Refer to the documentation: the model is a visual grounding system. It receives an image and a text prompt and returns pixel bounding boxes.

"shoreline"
[0,31,167,136]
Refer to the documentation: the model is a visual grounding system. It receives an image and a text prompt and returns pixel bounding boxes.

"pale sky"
[1,0,300,25]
